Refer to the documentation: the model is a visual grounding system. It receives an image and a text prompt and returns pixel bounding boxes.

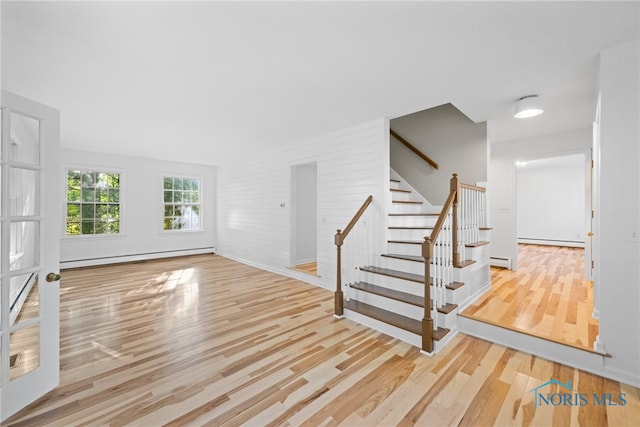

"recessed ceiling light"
[514,95,543,119]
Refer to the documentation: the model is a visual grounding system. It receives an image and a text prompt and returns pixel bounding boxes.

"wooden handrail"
[334,195,373,316]
[335,195,373,246]
[428,189,457,244]
[459,182,486,192]
[390,129,439,170]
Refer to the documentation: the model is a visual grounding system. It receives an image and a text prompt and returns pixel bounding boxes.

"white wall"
[516,154,586,247]
[391,103,487,204]
[292,162,317,265]
[489,128,591,268]
[217,118,389,289]
[598,40,640,386]
[59,149,216,267]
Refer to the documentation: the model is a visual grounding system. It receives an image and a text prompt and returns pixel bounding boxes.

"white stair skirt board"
[458,316,607,379]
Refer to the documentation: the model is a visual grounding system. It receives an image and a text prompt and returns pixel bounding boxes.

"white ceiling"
[2,1,638,165]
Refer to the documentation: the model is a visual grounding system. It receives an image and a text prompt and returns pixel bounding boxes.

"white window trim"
[61,165,126,238]
[161,174,204,232]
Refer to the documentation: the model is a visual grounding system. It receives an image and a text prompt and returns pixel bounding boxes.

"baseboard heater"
[490,256,512,269]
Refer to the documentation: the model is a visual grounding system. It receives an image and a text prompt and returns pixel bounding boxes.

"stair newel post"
[450,173,461,267]
[335,229,344,316]
[421,236,434,353]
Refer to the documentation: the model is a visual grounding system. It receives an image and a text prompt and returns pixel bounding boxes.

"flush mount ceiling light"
[514,95,544,119]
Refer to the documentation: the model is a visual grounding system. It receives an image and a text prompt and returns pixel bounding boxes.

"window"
[66,170,120,235]
[163,177,201,231]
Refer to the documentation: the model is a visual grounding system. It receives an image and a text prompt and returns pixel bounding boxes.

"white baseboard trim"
[215,251,331,291]
[517,238,585,248]
[61,247,215,269]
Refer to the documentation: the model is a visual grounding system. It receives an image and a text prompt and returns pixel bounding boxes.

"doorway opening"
[290,162,318,276]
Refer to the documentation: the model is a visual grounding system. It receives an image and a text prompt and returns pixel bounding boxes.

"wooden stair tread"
[390,188,411,193]
[388,240,447,246]
[359,265,423,283]
[350,282,458,314]
[454,259,476,268]
[465,241,490,247]
[479,227,493,231]
[388,240,422,245]
[382,253,425,263]
[392,200,423,204]
[344,300,450,341]
[382,254,476,269]
[360,265,463,290]
[389,213,439,217]
[345,299,421,334]
[390,178,401,183]
[388,226,433,230]
[350,281,423,306]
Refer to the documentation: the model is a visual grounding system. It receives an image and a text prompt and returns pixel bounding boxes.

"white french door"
[0,91,60,421]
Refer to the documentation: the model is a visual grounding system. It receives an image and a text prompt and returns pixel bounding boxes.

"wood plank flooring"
[5,253,639,426]
[290,262,318,277]
[461,244,598,352]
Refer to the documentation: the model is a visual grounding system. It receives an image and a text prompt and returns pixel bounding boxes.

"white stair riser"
[347,288,423,319]
[388,228,433,241]
[390,203,425,214]
[479,229,491,241]
[379,257,425,276]
[344,309,422,349]
[465,244,490,262]
[438,308,459,329]
[390,191,412,201]
[357,272,425,295]
[387,242,422,256]
[388,215,438,227]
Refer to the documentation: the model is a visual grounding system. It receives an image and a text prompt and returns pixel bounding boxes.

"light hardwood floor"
[290,262,318,277]
[5,254,639,426]
[461,244,598,353]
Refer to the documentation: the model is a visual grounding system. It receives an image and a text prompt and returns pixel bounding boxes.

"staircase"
[337,171,491,354]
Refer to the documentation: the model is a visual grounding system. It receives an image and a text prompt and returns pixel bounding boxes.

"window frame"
[62,166,124,238]
[161,175,203,233]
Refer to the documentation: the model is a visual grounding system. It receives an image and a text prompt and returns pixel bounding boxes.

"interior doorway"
[290,162,318,276]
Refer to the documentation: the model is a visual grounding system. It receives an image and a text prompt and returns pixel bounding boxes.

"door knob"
[587,231,594,237]
[46,272,61,282]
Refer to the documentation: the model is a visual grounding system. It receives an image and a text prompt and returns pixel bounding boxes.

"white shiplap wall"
[216,118,390,289]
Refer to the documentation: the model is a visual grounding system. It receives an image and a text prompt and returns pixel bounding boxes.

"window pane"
[81,188,95,202]
[67,188,81,202]
[173,178,183,190]
[82,172,95,187]
[163,218,173,230]
[97,173,109,187]
[109,221,120,233]
[108,173,120,188]
[109,205,120,218]
[163,177,173,190]
[67,204,80,220]
[67,221,80,235]
[81,221,95,234]
[173,191,183,203]
[108,190,119,203]
[164,205,173,217]
[96,204,108,218]
[164,191,172,203]
[81,204,95,218]
[68,171,81,188]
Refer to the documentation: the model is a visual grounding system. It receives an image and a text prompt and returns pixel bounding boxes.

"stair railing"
[421,173,486,352]
[334,195,373,316]
[450,174,487,266]
[390,129,439,170]
[422,188,456,353]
